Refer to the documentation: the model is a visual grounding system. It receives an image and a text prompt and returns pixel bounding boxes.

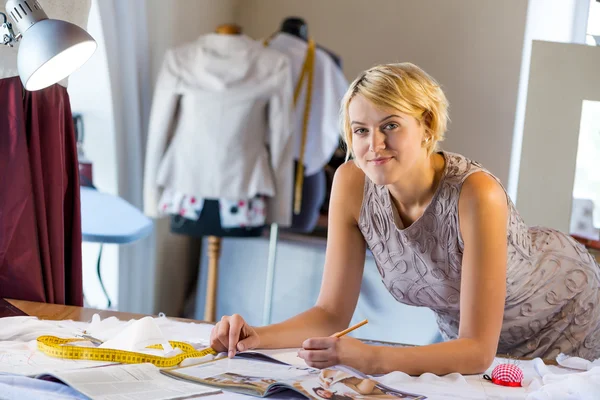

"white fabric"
[0,317,89,342]
[0,317,112,376]
[0,315,215,376]
[527,368,600,400]
[143,33,295,227]
[4,316,600,399]
[97,316,174,353]
[526,357,600,400]
[266,32,349,176]
[0,0,92,85]
[374,357,600,400]
[85,314,213,347]
[556,352,600,371]
[157,188,267,227]
[218,197,267,228]
[158,188,205,220]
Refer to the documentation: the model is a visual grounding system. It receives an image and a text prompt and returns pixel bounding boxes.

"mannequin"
[280,17,308,40]
[215,22,242,35]
[279,17,343,68]
[267,17,347,233]
[144,22,294,321]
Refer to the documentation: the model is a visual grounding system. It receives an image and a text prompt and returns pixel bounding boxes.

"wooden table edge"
[4,299,212,325]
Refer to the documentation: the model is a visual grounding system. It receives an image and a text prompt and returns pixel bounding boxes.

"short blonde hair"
[340,63,449,160]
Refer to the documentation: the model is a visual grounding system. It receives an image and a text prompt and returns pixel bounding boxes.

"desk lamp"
[1,0,96,90]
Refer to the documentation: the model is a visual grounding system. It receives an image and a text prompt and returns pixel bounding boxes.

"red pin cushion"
[483,363,524,387]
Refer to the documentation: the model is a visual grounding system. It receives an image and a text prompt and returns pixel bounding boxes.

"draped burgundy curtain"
[0,76,83,306]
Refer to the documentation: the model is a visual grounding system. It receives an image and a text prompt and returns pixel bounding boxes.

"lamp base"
[1,12,19,46]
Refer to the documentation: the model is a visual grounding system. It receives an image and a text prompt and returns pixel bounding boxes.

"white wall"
[237,0,528,185]
[516,41,600,232]
[68,0,120,309]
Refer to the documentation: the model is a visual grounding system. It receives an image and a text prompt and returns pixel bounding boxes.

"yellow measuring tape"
[264,34,316,214]
[37,335,217,368]
[292,39,315,215]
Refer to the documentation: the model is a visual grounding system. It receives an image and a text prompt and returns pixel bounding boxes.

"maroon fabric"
[0,76,83,306]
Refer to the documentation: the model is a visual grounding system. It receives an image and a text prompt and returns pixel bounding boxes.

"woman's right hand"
[209,314,260,358]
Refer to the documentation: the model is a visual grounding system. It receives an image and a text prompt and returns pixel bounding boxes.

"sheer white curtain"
[97,0,155,313]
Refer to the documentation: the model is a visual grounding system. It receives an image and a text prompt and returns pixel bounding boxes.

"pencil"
[331,319,368,338]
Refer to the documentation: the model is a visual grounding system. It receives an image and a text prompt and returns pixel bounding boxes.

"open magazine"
[162,356,426,399]
[34,363,221,400]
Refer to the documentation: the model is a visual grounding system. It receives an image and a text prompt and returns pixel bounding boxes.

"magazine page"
[38,362,221,400]
[297,366,427,400]
[235,348,309,367]
[163,358,426,400]
[163,358,319,397]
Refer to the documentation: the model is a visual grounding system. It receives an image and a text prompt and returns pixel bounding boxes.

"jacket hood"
[194,33,260,90]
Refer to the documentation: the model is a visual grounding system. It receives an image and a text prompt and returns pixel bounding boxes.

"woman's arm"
[372,172,508,375]
[300,172,508,375]
[218,162,368,350]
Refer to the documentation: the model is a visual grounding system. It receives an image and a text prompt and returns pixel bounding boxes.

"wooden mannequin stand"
[204,236,221,322]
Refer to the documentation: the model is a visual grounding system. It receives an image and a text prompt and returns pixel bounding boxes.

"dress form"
[274,17,345,233]
[0,0,92,82]
[148,23,291,322]
[202,23,243,323]
[279,16,342,68]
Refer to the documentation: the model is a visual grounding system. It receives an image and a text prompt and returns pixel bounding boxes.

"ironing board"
[79,187,153,309]
[80,187,153,244]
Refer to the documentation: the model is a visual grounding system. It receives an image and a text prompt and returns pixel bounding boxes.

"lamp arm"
[1,11,20,46]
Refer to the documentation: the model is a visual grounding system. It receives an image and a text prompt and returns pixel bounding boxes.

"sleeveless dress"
[358,151,600,360]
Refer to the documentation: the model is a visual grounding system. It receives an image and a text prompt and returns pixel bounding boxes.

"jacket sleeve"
[143,50,180,218]
[266,56,295,226]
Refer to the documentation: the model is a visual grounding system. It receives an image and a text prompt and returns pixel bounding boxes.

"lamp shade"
[5,0,96,90]
[17,18,97,91]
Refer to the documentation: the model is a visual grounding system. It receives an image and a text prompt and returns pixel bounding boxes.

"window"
[586,0,600,45]
[571,100,600,239]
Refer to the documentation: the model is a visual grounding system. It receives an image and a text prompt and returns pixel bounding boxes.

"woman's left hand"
[297,336,373,371]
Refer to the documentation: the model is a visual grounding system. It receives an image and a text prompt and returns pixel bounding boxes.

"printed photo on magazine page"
[162,358,426,399]
[293,368,426,400]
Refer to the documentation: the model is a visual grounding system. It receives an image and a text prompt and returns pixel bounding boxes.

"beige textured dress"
[358,151,600,360]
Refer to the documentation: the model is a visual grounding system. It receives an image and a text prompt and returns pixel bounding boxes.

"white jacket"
[143,33,294,226]
[266,33,349,176]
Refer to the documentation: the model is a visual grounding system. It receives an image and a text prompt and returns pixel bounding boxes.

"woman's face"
[316,389,334,399]
[349,95,427,186]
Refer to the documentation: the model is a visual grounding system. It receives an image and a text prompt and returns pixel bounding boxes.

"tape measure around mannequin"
[264,34,316,214]
[292,39,315,214]
[37,335,217,368]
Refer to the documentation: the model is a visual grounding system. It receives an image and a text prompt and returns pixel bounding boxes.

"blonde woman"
[210,63,600,375]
